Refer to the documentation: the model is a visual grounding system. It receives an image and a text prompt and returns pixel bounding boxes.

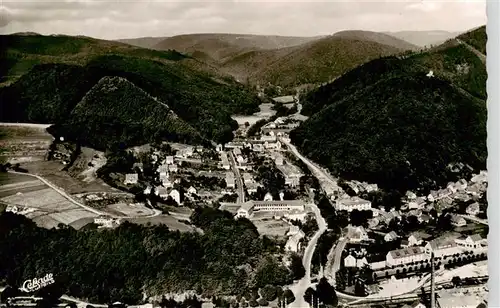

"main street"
[227,151,245,203]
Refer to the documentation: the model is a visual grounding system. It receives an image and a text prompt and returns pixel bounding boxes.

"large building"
[386,247,427,267]
[424,238,461,258]
[276,162,304,188]
[220,152,230,170]
[235,200,305,219]
[225,172,235,189]
[335,197,372,212]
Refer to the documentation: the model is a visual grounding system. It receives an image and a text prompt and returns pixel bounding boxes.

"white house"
[225,172,235,189]
[455,234,483,250]
[275,156,284,166]
[466,202,480,215]
[233,148,242,156]
[386,247,426,267]
[285,229,305,252]
[220,152,230,170]
[384,231,399,242]
[242,173,253,184]
[156,186,169,199]
[94,217,121,228]
[336,197,372,212]
[344,255,356,268]
[165,156,174,165]
[264,192,273,201]
[425,238,460,258]
[157,164,169,177]
[124,173,138,185]
[450,214,467,227]
[347,225,369,243]
[169,189,181,204]
[187,186,197,195]
[356,257,368,268]
[407,233,425,247]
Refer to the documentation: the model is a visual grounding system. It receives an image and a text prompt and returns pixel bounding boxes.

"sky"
[0,0,487,40]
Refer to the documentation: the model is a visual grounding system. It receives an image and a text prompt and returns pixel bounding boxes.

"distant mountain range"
[383,30,460,48]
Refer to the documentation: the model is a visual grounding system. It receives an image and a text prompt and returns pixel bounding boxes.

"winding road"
[227,151,245,204]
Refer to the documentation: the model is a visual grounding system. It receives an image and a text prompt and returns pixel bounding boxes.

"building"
[168,164,178,173]
[176,147,194,158]
[466,202,480,215]
[233,148,242,156]
[165,156,175,165]
[386,247,427,267]
[455,234,484,249]
[425,238,460,258]
[246,181,259,194]
[157,164,169,176]
[169,189,181,204]
[94,217,121,228]
[336,197,372,212]
[242,172,253,184]
[276,163,303,188]
[450,215,467,227]
[235,200,305,219]
[156,186,169,199]
[346,225,369,243]
[132,162,143,172]
[406,233,425,247]
[124,173,138,185]
[220,152,230,170]
[344,255,356,268]
[275,155,284,166]
[264,192,273,201]
[356,257,368,268]
[285,229,305,252]
[384,231,399,242]
[471,171,487,184]
[187,186,197,195]
[225,172,236,189]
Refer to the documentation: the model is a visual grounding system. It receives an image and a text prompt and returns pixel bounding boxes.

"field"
[0,172,98,228]
[125,215,197,232]
[0,123,54,164]
[251,216,291,237]
[105,202,156,217]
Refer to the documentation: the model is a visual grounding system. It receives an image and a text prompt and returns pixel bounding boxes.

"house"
[225,172,235,189]
[384,231,399,242]
[450,214,467,227]
[277,163,303,187]
[275,155,284,166]
[344,255,356,268]
[216,144,223,152]
[407,233,425,246]
[425,237,460,258]
[356,257,368,268]
[408,197,426,210]
[242,173,253,184]
[94,217,121,228]
[246,181,259,194]
[418,214,432,223]
[177,147,194,158]
[160,174,173,188]
[260,135,277,143]
[466,202,480,215]
[169,189,181,204]
[233,148,242,156]
[447,182,458,193]
[455,234,484,249]
[347,225,369,243]
[187,186,197,195]
[285,229,305,252]
[156,186,169,199]
[386,247,427,267]
[264,192,273,201]
[336,197,372,212]
[157,164,169,176]
[165,156,175,165]
[220,152,230,170]
[456,179,468,191]
[401,301,426,308]
[132,163,143,172]
[406,191,417,200]
[252,143,264,152]
[124,173,138,185]
[470,170,487,183]
[380,211,401,224]
[144,185,153,195]
[168,164,178,173]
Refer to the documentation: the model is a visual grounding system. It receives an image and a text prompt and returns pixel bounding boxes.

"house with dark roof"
[425,237,460,257]
[455,234,484,249]
[386,247,427,266]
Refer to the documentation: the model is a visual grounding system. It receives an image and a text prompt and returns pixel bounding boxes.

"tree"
[452,276,462,286]
[282,289,295,305]
[289,253,306,280]
[304,287,317,306]
[316,278,338,306]
[260,285,278,302]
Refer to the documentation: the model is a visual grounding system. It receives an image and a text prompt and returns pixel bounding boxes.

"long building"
[235,200,305,218]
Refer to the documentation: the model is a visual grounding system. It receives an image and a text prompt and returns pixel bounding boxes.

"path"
[329,237,349,284]
[6,171,160,219]
[456,38,486,65]
[0,123,52,129]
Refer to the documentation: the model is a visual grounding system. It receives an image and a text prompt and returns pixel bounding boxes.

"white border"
[487,1,499,307]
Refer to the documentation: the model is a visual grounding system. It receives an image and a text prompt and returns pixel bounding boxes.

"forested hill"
[300,29,487,116]
[290,72,486,193]
[0,34,263,147]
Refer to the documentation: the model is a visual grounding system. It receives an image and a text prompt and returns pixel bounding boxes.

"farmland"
[0,123,53,164]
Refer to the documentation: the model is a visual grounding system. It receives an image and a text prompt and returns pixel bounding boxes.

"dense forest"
[0,208,296,305]
[291,72,486,193]
[1,35,263,147]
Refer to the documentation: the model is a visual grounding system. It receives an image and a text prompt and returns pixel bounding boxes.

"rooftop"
[389,247,424,259]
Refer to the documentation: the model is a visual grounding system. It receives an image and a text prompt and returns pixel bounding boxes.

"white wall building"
[336,197,372,212]
[124,173,138,185]
[225,172,235,189]
[424,238,461,258]
[386,247,427,267]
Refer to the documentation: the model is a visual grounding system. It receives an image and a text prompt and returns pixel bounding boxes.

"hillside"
[456,25,487,55]
[290,73,486,193]
[153,33,321,62]
[0,34,263,147]
[332,30,419,51]
[116,36,168,49]
[385,30,460,47]
[300,30,487,116]
[245,35,408,88]
[47,76,204,150]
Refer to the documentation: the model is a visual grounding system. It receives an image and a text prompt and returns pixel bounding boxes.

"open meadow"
[0,123,53,164]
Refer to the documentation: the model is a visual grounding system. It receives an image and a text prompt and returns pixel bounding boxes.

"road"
[7,171,161,219]
[227,151,245,204]
[0,123,52,129]
[288,203,328,308]
[330,238,349,284]
[280,138,340,196]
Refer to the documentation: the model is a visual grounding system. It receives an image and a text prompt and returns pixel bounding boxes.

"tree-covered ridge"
[300,40,486,117]
[48,76,204,150]
[0,209,294,305]
[457,25,487,55]
[0,52,262,145]
[290,73,486,192]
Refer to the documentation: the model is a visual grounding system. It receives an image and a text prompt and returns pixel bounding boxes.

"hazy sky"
[0,0,487,40]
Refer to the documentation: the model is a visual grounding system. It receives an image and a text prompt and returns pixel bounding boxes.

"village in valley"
[0,91,489,308]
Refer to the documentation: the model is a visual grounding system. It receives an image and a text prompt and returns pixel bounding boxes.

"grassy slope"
[456,25,487,55]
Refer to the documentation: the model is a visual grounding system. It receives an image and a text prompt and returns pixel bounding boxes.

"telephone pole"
[431,252,436,308]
